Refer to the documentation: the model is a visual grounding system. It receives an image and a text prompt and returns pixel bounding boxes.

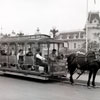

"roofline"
[0,37,63,44]
[89,11,100,14]
[59,29,85,34]
[6,34,50,38]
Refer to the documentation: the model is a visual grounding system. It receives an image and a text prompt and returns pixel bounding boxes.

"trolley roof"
[37,38,63,44]
[0,37,63,44]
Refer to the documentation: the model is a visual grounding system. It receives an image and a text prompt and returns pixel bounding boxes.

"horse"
[67,52,100,87]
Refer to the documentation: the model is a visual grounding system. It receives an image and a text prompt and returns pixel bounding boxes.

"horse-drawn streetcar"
[0,36,67,80]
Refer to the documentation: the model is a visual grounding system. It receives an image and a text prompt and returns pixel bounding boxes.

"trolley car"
[0,36,67,80]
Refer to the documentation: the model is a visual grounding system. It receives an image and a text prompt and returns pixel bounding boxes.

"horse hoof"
[87,82,90,87]
[92,85,96,88]
[71,82,74,85]
[92,82,96,87]
[87,86,91,89]
[92,86,96,89]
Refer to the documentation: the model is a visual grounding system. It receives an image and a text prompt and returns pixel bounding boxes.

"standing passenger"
[17,49,24,69]
[49,49,57,62]
[11,48,15,55]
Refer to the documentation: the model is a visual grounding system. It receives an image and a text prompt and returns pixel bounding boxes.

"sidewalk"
[66,73,100,86]
[72,73,100,83]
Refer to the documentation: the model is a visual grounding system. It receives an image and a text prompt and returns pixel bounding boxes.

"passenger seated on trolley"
[17,49,24,69]
[58,53,64,60]
[34,48,48,73]
[1,50,7,55]
[49,49,57,62]
[26,48,33,56]
[11,48,15,55]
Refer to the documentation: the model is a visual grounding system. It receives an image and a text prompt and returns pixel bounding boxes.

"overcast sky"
[0,0,100,35]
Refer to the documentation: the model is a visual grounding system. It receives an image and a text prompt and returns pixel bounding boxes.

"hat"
[28,48,31,50]
[19,49,23,52]
[52,49,56,52]
[36,48,40,52]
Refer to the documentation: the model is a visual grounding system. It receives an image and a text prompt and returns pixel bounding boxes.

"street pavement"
[0,74,100,100]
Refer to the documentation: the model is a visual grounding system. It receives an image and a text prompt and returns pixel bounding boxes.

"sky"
[0,0,100,35]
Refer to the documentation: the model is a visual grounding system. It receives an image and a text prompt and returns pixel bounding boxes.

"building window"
[94,20,97,23]
[62,34,67,39]
[74,43,76,48]
[92,18,98,24]
[94,33,100,37]
[80,33,84,38]
[64,42,69,48]
[76,33,79,38]
[69,35,74,39]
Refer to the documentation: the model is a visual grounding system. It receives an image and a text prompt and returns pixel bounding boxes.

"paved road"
[0,74,100,100]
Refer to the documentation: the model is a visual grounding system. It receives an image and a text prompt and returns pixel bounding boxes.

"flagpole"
[94,0,96,11]
[86,0,88,53]
[94,0,96,4]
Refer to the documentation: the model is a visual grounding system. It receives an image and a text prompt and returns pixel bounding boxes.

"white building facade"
[86,12,100,50]
[56,11,100,53]
[56,30,86,52]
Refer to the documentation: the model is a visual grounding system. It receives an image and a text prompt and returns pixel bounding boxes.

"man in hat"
[26,48,33,56]
[49,49,57,62]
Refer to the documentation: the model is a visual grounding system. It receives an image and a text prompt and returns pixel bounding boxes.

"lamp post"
[50,28,58,49]
[50,28,58,39]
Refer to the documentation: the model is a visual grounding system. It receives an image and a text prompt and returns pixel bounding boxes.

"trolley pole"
[50,28,58,49]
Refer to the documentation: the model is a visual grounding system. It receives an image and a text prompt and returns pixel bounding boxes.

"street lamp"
[50,28,58,49]
[50,28,58,39]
